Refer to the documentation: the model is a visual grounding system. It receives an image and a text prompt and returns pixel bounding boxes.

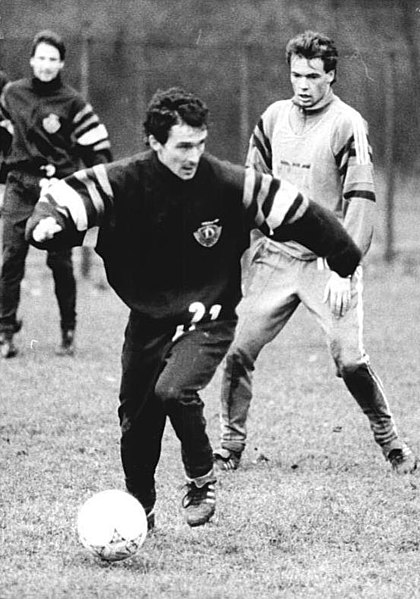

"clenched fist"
[32,217,62,242]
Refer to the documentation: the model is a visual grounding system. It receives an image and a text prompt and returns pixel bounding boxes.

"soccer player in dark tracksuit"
[26,87,361,529]
[0,30,112,358]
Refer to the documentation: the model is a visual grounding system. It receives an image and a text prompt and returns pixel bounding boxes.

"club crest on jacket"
[193,219,222,247]
[42,113,61,134]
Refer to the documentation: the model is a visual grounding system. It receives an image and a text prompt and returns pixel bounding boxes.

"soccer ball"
[77,489,148,562]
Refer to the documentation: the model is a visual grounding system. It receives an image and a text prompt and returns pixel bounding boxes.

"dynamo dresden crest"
[193,219,222,248]
[42,113,61,134]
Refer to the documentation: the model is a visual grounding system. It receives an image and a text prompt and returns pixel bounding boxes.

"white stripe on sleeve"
[46,180,88,231]
[77,123,109,147]
[352,113,369,165]
[242,167,256,210]
[266,179,307,230]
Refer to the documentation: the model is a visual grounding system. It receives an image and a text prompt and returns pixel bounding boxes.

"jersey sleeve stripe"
[74,112,100,132]
[343,189,376,202]
[242,167,257,210]
[281,191,308,224]
[256,118,272,155]
[352,114,370,165]
[91,164,114,200]
[243,169,309,231]
[255,173,273,211]
[242,168,269,228]
[266,180,307,230]
[92,139,112,151]
[42,180,89,231]
[73,103,94,125]
[73,171,107,222]
[261,177,280,217]
[336,140,372,179]
[249,119,272,170]
[75,123,110,147]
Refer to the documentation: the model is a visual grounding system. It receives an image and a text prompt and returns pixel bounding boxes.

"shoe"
[0,331,18,358]
[55,329,75,356]
[182,480,216,527]
[0,320,22,359]
[213,447,242,471]
[387,445,418,474]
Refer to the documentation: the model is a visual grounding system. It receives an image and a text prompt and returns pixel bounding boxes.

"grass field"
[1,242,420,598]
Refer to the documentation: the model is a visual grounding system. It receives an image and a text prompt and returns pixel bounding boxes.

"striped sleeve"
[241,167,361,277]
[73,102,112,154]
[242,168,308,235]
[246,118,273,174]
[333,109,376,256]
[334,110,375,203]
[36,164,114,232]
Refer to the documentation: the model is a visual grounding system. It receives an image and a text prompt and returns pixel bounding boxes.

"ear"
[148,135,162,152]
[326,69,335,84]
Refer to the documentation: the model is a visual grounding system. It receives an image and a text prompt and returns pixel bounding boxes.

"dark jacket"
[26,151,361,325]
[0,75,112,176]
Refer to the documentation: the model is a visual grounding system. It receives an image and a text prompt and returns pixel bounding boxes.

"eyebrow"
[291,71,322,76]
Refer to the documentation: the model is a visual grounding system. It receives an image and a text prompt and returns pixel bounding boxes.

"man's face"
[30,42,64,82]
[290,55,334,108]
[149,122,207,180]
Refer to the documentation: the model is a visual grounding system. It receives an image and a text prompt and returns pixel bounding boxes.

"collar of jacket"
[150,149,204,189]
[291,89,335,115]
[31,74,63,96]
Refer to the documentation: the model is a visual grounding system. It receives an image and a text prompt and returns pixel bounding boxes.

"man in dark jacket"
[0,30,112,358]
[26,87,361,529]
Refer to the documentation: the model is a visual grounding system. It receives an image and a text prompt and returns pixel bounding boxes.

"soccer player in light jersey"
[25,87,361,529]
[215,31,417,474]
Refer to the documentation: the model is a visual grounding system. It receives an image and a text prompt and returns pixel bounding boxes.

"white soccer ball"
[77,489,148,562]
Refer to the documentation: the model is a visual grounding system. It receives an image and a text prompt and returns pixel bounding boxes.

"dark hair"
[144,87,209,144]
[286,31,338,79]
[31,30,66,61]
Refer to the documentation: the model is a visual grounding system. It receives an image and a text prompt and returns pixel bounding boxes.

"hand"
[323,271,352,318]
[39,176,59,192]
[32,217,62,242]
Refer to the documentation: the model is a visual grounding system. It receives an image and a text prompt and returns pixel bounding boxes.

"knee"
[225,345,255,374]
[334,353,369,379]
[155,378,202,411]
[330,340,363,378]
[154,379,182,409]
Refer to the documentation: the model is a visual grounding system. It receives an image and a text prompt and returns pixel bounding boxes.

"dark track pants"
[119,312,236,510]
[0,170,76,333]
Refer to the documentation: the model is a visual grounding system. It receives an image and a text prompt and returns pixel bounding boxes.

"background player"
[214,31,416,475]
[0,30,112,358]
[25,87,361,528]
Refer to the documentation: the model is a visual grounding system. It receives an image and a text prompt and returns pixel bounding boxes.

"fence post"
[238,44,250,162]
[384,50,396,263]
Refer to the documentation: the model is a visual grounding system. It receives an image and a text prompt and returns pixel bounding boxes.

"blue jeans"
[119,312,236,510]
[0,170,76,333]
[220,238,401,457]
